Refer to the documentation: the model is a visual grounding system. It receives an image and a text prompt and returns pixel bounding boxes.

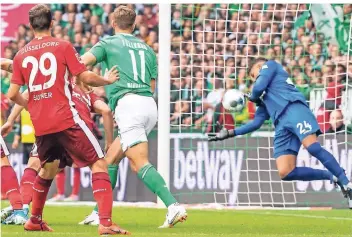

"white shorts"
[115,94,157,152]
[30,143,38,157]
[0,135,10,157]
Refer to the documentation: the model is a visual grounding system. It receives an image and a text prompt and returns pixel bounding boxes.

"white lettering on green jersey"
[90,33,157,110]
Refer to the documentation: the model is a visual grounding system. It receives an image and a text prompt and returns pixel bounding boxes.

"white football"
[222,89,246,112]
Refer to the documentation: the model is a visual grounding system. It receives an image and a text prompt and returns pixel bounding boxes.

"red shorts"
[35,121,104,168]
[0,136,10,158]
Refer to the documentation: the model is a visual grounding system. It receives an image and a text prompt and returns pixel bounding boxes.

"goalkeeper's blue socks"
[282,167,332,181]
[307,142,349,185]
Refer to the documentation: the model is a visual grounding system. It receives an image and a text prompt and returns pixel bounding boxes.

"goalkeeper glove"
[244,92,262,106]
[208,122,236,142]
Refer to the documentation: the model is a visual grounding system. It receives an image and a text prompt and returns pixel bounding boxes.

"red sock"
[56,169,65,195]
[30,176,52,224]
[20,168,38,205]
[1,166,22,210]
[92,172,112,227]
[72,168,80,196]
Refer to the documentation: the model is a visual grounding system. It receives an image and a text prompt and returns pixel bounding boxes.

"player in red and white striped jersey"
[2,55,114,222]
[49,77,114,202]
[1,82,114,214]
[0,135,28,225]
[6,4,128,234]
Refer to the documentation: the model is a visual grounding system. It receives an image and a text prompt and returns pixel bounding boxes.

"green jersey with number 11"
[90,33,157,110]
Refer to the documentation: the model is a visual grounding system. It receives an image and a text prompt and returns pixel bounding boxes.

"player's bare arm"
[81,52,97,66]
[7,84,28,109]
[77,66,118,87]
[151,79,156,93]
[5,56,28,108]
[93,100,114,152]
[64,40,119,87]
[0,58,13,73]
[1,90,29,137]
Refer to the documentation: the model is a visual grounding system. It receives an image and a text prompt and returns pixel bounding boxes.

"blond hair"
[113,5,136,30]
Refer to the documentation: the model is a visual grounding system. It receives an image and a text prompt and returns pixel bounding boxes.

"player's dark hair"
[248,57,268,71]
[113,5,136,30]
[29,4,52,32]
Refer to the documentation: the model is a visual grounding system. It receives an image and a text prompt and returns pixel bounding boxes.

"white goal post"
[157,3,172,207]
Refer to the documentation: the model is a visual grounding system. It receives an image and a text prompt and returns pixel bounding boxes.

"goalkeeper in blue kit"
[208,58,352,200]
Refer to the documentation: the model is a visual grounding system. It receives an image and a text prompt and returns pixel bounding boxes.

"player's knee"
[129,161,139,173]
[105,151,124,166]
[281,168,298,181]
[301,134,318,148]
[276,155,296,180]
[0,156,10,166]
[278,167,294,180]
[101,107,112,116]
[28,157,41,172]
[306,142,322,156]
[39,160,60,179]
[91,159,108,173]
[125,143,149,168]
[129,157,149,173]
[105,154,116,165]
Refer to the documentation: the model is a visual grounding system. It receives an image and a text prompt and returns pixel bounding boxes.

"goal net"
[169,4,352,208]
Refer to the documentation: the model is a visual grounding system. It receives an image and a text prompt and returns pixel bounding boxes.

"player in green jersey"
[79,6,187,228]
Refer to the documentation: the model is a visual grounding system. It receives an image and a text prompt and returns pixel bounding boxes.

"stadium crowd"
[1,3,159,140]
[170,4,352,133]
[1,4,351,136]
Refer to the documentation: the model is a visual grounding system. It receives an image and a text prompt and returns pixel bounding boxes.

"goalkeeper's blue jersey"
[250,60,307,124]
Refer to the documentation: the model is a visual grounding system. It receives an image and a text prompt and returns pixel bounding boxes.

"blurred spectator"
[142,5,158,29]
[11,110,35,165]
[326,110,345,133]
[170,4,352,131]
[207,102,235,133]
[2,3,352,134]
[316,106,331,133]
[170,100,190,126]
[2,4,158,60]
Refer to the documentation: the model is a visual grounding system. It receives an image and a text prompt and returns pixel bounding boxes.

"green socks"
[137,163,177,207]
[92,163,177,212]
[93,164,118,212]
[107,164,119,189]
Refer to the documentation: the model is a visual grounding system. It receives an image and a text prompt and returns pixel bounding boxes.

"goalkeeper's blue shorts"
[273,101,321,158]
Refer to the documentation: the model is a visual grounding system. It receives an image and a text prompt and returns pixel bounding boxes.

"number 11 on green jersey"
[90,33,157,110]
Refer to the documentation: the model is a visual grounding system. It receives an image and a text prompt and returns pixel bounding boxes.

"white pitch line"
[245,211,352,221]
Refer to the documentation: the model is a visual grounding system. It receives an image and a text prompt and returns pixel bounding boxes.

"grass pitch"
[1,201,352,237]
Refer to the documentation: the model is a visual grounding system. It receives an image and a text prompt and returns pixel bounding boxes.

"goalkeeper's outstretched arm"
[234,105,269,136]
[208,105,269,142]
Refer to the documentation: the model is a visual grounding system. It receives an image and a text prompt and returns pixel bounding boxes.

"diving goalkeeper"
[208,58,352,201]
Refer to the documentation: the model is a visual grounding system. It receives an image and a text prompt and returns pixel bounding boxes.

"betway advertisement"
[170,134,351,208]
[6,134,352,208]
